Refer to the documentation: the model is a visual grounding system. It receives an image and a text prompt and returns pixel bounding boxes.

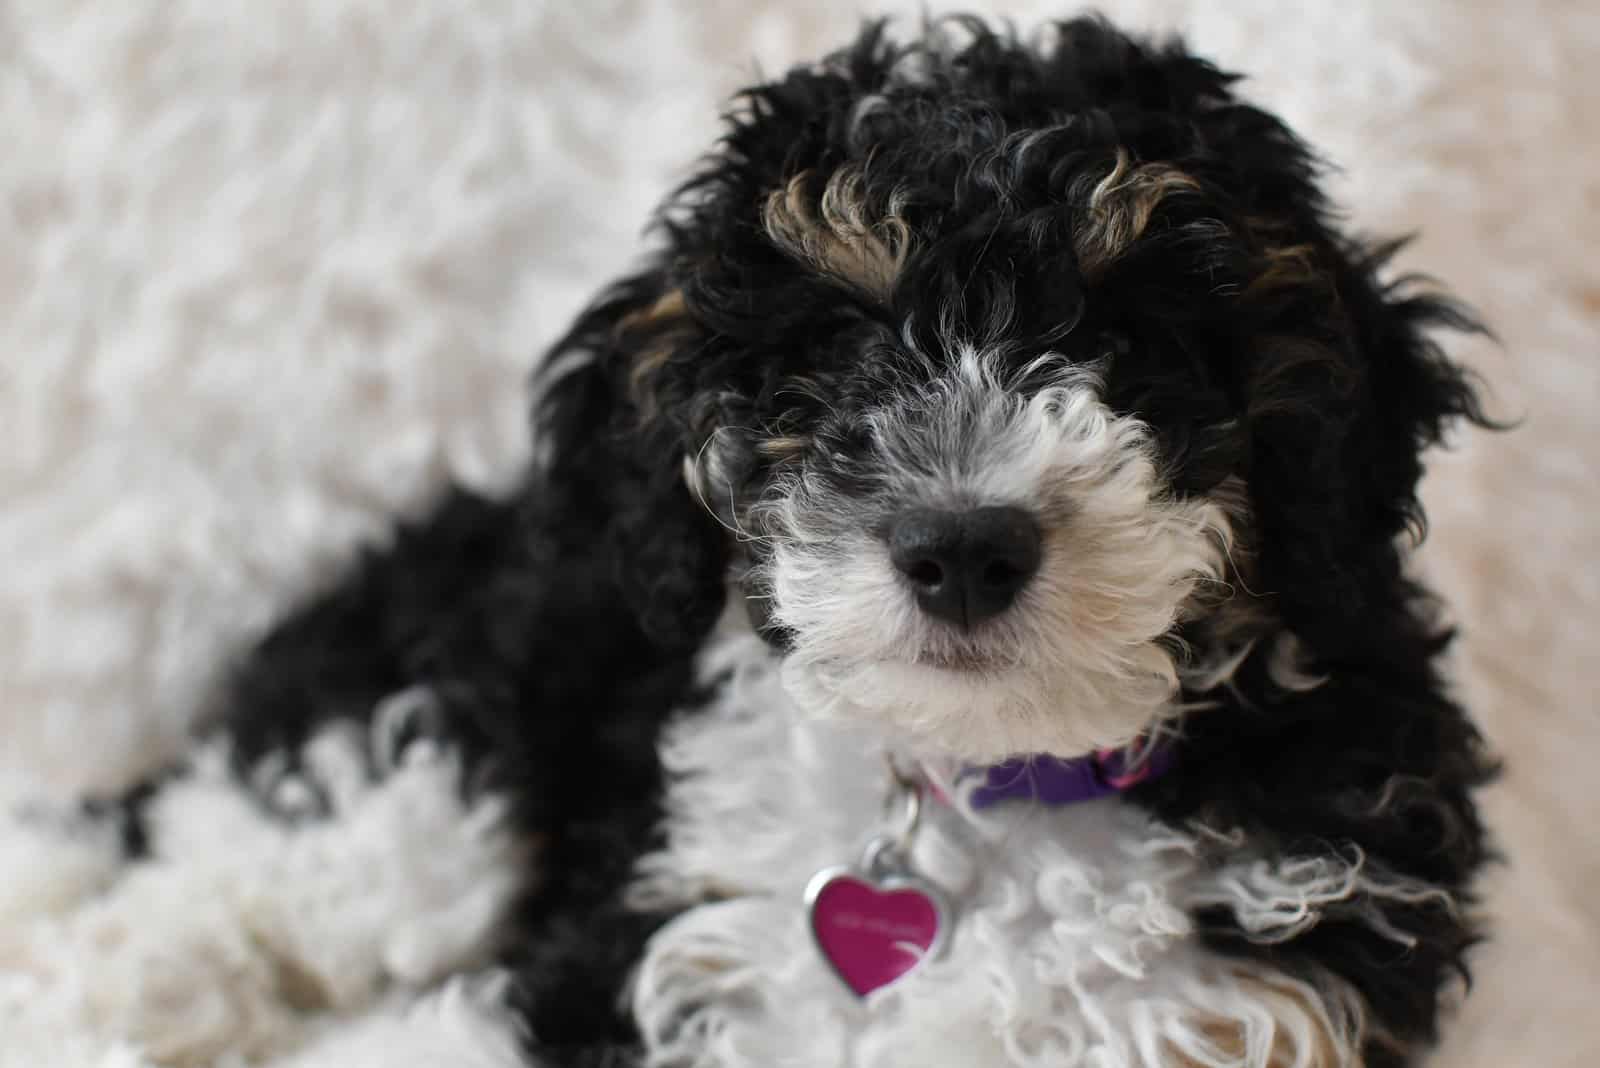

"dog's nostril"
[888,506,1041,628]
[907,560,945,589]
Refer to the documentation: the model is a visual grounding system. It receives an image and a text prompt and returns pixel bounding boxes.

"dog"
[34,14,1495,1068]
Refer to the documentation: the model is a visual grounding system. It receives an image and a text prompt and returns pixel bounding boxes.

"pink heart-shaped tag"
[805,869,947,997]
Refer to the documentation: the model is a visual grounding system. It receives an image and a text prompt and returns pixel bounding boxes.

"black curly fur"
[115,14,1495,1066]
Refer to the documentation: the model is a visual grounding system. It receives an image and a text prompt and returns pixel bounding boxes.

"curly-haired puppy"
[81,14,1495,1068]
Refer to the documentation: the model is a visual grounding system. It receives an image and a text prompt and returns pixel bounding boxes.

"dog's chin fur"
[779,652,1180,763]
[755,351,1233,761]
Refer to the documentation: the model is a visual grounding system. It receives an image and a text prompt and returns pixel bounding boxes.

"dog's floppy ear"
[1235,233,1493,655]
[529,270,728,652]
[1114,40,1496,653]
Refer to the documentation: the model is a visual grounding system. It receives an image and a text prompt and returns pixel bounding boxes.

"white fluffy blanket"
[2,1,1595,1064]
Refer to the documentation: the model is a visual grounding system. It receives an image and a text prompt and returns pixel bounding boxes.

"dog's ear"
[1235,234,1493,655]
[1109,41,1496,653]
[529,270,729,652]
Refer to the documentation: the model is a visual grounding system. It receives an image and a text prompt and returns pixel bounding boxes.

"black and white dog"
[59,15,1496,1068]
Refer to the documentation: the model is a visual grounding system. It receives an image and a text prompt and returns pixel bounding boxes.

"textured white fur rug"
[1,1,1595,1064]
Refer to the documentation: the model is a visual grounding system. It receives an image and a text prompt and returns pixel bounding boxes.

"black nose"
[888,507,1042,627]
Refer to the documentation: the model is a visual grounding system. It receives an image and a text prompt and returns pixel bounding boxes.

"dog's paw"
[259,972,533,1068]
[244,685,460,824]
[371,684,455,773]
[0,691,535,1067]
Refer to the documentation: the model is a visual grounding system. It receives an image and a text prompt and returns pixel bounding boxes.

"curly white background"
[0,1,1593,1064]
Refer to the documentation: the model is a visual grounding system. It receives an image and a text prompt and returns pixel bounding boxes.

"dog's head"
[534,18,1488,762]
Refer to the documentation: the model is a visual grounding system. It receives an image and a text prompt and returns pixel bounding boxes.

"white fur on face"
[753,347,1233,763]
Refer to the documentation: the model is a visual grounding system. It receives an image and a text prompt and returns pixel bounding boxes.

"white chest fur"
[627,629,1372,1068]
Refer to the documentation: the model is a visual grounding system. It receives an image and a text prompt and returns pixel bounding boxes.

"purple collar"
[966,742,1176,809]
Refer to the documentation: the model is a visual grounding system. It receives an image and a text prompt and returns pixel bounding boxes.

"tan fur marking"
[1249,243,1324,294]
[762,167,912,301]
[620,289,691,409]
[620,288,687,332]
[1172,973,1361,1068]
[754,435,811,460]
[1074,148,1200,278]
